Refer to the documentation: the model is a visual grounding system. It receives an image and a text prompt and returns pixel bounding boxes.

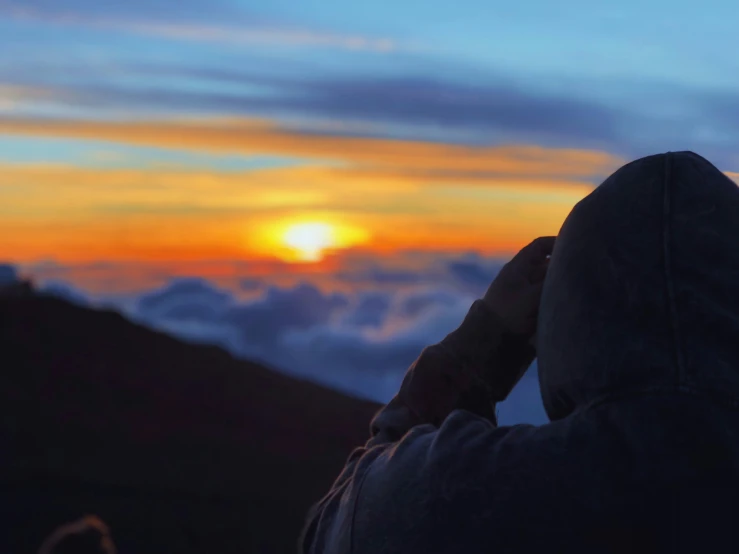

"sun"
[282,222,338,262]
[256,218,370,262]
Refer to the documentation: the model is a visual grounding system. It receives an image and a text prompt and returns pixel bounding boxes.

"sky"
[2,0,739,424]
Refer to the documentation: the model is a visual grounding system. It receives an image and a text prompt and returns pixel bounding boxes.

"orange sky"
[0,117,623,264]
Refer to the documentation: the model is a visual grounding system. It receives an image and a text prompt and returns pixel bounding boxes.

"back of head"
[536,151,739,421]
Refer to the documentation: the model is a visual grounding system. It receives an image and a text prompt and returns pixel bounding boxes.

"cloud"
[395,289,461,319]
[137,277,234,322]
[41,280,91,307]
[0,0,237,21]
[233,285,476,400]
[6,2,739,166]
[24,255,546,424]
[239,277,265,291]
[0,128,606,264]
[120,22,400,52]
[447,261,491,288]
[7,55,739,167]
[245,76,622,147]
[24,75,618,146]
[0,161,601,213]
[0,118,621,181]
[0,84,69,111]
[0,0,402,52]
[341,292,392,328]
[0,263,18,286]
[222,283,349,345]
[20,256,429,297]
[0,67,619,148]
[335,266,426,286]
[446,258,507,297]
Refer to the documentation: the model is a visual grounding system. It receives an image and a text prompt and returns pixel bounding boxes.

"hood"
[537,151,739,421]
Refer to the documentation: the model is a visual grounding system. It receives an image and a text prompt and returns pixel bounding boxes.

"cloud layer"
[0,118,620,180]
[22,253,547,425]
[5,56,739,169]
[5,0,739,174]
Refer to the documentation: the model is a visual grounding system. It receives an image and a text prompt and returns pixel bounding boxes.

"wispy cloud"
[0,84,66,110]
[0,116,621,263]
[0,118,622,180]
[0,69,620,146]
[9,64,739,164]
[0,0,405,52]
[122,22,400,52]
[7,47,739,162]
[0,158,595,262]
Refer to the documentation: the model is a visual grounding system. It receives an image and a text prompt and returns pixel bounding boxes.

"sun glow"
[270,220,369,262]
[282,222,337,261]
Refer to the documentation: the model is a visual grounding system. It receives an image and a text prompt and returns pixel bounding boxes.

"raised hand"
[482,236,556,338]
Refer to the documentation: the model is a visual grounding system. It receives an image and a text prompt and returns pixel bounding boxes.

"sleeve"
[298,299,536,554]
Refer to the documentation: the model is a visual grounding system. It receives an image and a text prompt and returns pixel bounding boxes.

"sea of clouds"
[6,253,548,425]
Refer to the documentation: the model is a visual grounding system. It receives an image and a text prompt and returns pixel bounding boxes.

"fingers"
[528,236,556,256]
[520,237,554,283]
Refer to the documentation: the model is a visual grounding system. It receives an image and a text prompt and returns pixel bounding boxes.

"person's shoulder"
[432,409,558,466]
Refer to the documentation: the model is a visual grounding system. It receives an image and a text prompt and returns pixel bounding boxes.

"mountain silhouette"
[0,288,380,554]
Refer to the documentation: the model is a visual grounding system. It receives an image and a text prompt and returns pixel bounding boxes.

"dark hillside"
[0,292,380,553]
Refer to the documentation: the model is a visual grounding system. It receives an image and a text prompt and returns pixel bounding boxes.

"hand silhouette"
[483,236,555,338]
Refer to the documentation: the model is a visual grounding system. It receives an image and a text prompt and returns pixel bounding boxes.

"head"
[536,151,739,420]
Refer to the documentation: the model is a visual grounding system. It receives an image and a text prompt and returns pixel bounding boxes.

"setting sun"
[283,222,337,261]
[264,220,370,262]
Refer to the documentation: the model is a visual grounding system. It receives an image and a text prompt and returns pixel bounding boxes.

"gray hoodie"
[301,151,739,554]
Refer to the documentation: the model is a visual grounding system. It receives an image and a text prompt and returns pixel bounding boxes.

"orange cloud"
[0,117,623,181]
[0,161,592,263]
[0,117,628,263]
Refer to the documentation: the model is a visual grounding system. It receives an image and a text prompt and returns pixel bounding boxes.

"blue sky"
[2,0,739,169]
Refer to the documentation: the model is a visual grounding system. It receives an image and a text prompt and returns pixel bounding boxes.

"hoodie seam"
[662,152,686,385]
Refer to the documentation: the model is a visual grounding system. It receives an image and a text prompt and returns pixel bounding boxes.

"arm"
[368,298,535,445]
[299,237,554,554]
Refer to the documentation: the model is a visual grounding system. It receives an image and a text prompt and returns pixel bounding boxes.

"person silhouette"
[301,151,739,553]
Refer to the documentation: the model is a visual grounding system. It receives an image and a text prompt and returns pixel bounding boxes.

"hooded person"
[300,151,739,554]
